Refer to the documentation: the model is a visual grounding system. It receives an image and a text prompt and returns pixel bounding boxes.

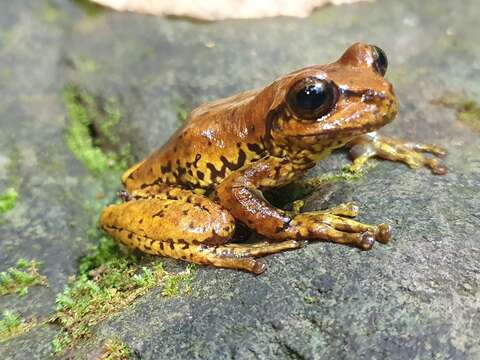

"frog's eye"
[286,77,338,120]
[371,45,388,76]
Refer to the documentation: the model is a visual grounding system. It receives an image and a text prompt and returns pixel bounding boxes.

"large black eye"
[371,45,388,76]
[286,77,338,120]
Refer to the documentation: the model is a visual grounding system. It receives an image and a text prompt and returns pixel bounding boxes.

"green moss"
[43,0,63,23]
[71,56,99,73]
[303,164,369,187]
[71,0,106,16]
[268,163,369,209]
[176,102,190,125]
[162,264,196,297]
[0,310,37,342]
[0,259,48,297]
[0,187,18,214]
[51,235,196,354]
[303,296,318,304]
[434,94,480,132]
[63,86,132,176]
[100,338,132,360]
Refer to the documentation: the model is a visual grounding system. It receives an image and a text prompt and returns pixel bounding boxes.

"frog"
[100,43,447,274]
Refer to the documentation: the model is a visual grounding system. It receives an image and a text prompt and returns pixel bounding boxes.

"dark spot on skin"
[143,244,152,250]
[160,161,173,174]
[220,149,247,172]
[153,210,165,218]
[189,221,195,228]
[207,162,225,182]
[176,159,181,165]
[181,255,186,259]
[159,242,164,251]
[178,167,187,177]
[194,154,201,166]
[139,218,143,224]
[128,233,133,239]
[208,141,212,146]
[197,171,205,181]
[188,169,193,176]
[173,146,178,153]
[247,142,265,157]
[169,240,175,250]
[182,210,189,216]
[236,142,241,148]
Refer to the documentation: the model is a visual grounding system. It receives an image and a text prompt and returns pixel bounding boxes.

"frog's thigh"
[100,198,235,247]
[101,198,301,273]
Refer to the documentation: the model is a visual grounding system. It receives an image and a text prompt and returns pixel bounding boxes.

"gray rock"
[0,0,479,359]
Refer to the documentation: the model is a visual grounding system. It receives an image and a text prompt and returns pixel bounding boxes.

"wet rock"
[0,0,479,359]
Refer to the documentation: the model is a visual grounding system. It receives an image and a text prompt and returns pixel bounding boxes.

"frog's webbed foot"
[285,210,391,250]
[347,132,447,175]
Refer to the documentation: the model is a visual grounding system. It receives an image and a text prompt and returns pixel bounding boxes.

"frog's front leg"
[216,157,390,250]
[347,131,447,175]
[100,185,301,274]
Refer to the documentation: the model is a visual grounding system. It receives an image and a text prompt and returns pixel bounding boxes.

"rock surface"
[0,0,479,359]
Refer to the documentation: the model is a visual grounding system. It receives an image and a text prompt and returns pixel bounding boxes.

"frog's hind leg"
[100,189,301,274]
[105,228,300,274]
[347,131,447,175]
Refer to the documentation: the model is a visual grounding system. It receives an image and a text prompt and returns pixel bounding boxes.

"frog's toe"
[359,231,375,250]
[424,157,448,175]
[374,223,391,244]
[252,260,267,275]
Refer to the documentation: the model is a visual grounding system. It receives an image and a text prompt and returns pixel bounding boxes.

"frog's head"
[266,43,398,159]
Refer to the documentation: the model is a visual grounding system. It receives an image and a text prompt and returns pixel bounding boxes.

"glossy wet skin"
[100,43,446,274]
[122,44,397,194]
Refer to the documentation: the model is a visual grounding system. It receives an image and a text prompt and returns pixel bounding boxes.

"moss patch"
[302,164,368,187]
[50,235,196,354]
[267,163,369,209]
[42,0,63,23]
[72,0,106,16]
[0,310,37,342]
[70,55,99,73]
[63,85,132,176]
[99,338,132,360]
[175,102,190,125]
[0,187,18,214]
[59,83,193,354]
[434,94,480,132]
[0,259,48,297]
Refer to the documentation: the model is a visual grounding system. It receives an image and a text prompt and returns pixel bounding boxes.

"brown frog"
[100,43,447,274]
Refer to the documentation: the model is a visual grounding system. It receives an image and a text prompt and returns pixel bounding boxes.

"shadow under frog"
[100,43,447,274]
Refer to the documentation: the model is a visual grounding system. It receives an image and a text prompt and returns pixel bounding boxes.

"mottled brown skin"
[100,43,447,274]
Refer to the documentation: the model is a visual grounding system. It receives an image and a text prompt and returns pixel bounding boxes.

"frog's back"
[123,88,273,193]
